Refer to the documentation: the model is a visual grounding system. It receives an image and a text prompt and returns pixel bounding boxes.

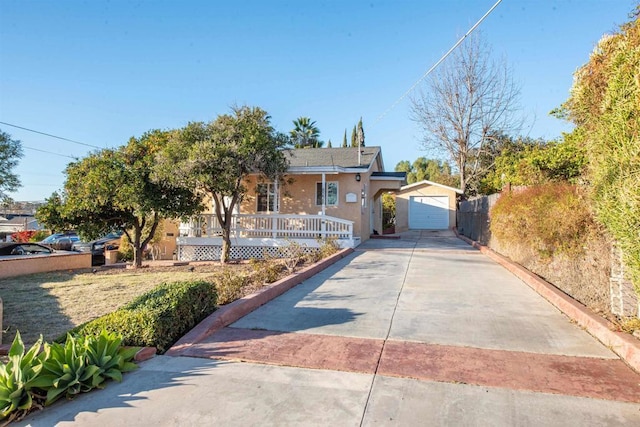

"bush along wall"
[65,280,217,353]
[489,184,616,314]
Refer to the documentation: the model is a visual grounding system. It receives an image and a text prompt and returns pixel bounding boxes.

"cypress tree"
[357,117,365,147]
[342,129,347,147]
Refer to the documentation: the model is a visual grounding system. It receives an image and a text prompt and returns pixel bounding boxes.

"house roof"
[399,179,463,194]
[285,147,381,171]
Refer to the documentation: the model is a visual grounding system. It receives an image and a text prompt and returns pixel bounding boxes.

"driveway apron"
[19,231,640,426]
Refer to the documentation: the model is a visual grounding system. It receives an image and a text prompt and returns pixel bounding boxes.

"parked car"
[40,232,80,251]
[0,242,54,256]
[71,232,122,266]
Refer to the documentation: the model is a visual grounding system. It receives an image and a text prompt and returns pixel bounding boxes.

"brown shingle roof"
[285,147,380,169]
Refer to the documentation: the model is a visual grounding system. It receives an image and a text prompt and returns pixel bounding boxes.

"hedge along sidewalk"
[166,248,355,357]
[454,228,640,373]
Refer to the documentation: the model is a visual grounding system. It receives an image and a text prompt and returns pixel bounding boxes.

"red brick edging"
[166,248,355,356]
[454,229,640,373]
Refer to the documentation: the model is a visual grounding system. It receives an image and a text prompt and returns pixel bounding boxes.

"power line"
[23,145,78,160]
[372,0,503,127]
[0,121,102,149]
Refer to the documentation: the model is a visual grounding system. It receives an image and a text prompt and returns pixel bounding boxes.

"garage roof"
[399,180,463,194]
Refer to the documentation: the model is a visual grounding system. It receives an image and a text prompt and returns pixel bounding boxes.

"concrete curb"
[454,229,640,373]
[166,248,355,356]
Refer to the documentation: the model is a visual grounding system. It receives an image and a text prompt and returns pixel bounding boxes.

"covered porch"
[177,213,356,261]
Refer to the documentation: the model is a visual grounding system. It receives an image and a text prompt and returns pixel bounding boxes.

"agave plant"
[81,330,138,384]
[0,332,45,420]
[31,335,102,405]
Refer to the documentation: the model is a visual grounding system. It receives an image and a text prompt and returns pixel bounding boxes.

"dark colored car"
[71,232,122,266]
[0,242,54,256]
[40,232,80,251]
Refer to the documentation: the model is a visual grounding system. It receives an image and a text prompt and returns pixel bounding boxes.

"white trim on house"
[287,166,370,174]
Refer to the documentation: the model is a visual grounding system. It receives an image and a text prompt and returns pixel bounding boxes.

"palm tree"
[290,117,323,148]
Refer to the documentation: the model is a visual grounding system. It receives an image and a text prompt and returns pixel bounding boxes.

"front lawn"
[0,263,256,345]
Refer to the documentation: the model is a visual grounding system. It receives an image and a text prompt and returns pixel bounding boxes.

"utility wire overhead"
[23,145,77,160]
[372,0,503,127]
[0,121,102,149]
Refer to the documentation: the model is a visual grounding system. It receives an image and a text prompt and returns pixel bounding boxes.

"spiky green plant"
[32,335,102,405]
[81,330,138,384]
[0,332,45,421]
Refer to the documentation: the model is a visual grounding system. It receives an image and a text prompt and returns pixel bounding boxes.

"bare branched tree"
[411,34,521,194]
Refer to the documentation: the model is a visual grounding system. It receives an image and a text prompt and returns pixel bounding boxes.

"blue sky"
[0,0,636,201]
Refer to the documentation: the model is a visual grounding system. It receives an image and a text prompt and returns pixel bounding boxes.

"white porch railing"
[179,213,354,240]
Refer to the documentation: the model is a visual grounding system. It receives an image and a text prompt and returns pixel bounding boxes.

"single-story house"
[177,146,406,261]
[395,180,463,232]
[0,215,42,240]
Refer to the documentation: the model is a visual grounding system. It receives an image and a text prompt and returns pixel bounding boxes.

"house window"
[316,182,338,206]
[257,183,277,212]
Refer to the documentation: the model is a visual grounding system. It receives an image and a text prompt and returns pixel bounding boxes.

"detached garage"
[395,180,462,231]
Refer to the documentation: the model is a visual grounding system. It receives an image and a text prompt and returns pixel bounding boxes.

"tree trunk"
[132,226,144,268]
[221,227,231,264]
[133,245,144,268]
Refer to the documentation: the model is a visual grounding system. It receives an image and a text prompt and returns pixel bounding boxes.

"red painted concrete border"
[134,347,157,362]
[379,340,640,404]
[454,229,640,373]
[166,248,354,356]
[181,327,384,374]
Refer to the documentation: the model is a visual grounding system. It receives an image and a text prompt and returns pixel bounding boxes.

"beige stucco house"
[177,146,406,260]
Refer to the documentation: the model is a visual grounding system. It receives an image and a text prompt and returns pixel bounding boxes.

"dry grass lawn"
[0,263,252,345]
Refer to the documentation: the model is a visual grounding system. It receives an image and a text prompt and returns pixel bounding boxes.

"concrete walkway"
[19,231,640,426]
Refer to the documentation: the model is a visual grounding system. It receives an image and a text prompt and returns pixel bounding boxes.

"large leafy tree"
[290,117,322,148]
[37,130,202,268]
[394,157,457,187]
[480,134,586,194]
[558,8,640,290]
[0,130,23,202]
[411,33,521,194]
[156,106,290,263]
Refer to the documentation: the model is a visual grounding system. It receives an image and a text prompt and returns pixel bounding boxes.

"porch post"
[274,177,280,213]
[273,177,279,238]
[321,173,326,216]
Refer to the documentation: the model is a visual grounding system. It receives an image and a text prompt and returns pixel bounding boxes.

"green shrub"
[66,280,217,353]
[117,243,134,262]
[29,230,50,242]
[490,184,595,258]
[559,15,640,293]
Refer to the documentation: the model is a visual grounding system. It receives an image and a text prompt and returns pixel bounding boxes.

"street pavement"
[19,231,640,426]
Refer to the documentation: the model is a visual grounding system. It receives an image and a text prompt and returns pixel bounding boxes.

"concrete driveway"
[19,231,640,426]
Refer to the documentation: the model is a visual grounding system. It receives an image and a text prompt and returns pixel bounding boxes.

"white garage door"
[409,196,449,229]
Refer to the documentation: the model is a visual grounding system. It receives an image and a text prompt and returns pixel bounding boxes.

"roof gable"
[400,180,463,194]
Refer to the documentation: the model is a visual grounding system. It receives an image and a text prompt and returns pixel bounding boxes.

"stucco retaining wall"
[0,252,92,278]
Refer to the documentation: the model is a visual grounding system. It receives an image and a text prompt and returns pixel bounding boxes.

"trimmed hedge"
[64,280,217,353]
